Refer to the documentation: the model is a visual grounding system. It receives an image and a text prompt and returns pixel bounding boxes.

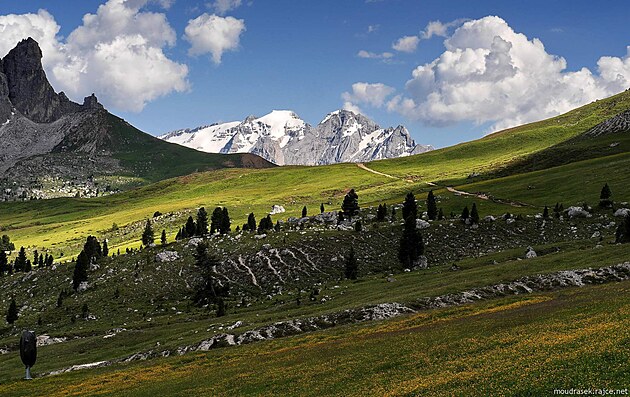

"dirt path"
[356,163,399,179]
[445,186,532,208]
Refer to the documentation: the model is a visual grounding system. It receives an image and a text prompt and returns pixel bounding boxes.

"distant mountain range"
[0,38,272,200]
[160,110,434,165]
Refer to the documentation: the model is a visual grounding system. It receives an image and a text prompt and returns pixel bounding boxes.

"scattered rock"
[416,219,430,230]
[614,208,630,217]
[270,205,285,215]
[155,251,180,263]
[566,206,591,218]
[524,247,537,259]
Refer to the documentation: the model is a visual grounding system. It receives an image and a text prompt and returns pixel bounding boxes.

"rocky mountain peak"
[0,38,104,123]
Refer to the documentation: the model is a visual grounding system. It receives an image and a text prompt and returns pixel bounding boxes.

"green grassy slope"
[106,113,274,184]
[2,90,630,256]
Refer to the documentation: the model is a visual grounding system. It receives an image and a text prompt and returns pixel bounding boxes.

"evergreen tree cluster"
[257,214,274,234]
[176,207,231,240]
[72,235,104,290]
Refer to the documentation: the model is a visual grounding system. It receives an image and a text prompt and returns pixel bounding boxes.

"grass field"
[3,89,630,258]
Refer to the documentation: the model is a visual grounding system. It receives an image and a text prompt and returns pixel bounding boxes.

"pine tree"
[599,183,613,208]
[33,250,39,267]
[46,254,53,266]
[161,230,167,245]
[616,214,630,243]
[0,251,7,276]
[426,190,438,221]
[25,259,31,272]
[344,246,358,280]
[302,206,308,218]
[72,251,89,290]
[247,213,256,232]
[6,298,18,325]
[542,206,549,219]
[38,253,44,267]
[185,216,196,237]
[142,219,154,246]
[211,207,223,234]
[83,236,102,262]
[398,215,424,268]
[0,235,15,251]
[216,297,227,317]
[391,206,396,222]
[56,290,64,308]
[196,207,209,235]
[258,215,273,233]
[437,208,444,221]
[14,247,27,272]
[341,189,360,217]
[402,192,417,221]
[470,203,480,224]
[175,229,182,241]
[320,203,325,213]
[461,206,470,221]
[354,220,362,232]
[274,221,281,232]
[102,240,109,257]
[376,204,386,221]
[192,242,229,308]
[220,207,231,234]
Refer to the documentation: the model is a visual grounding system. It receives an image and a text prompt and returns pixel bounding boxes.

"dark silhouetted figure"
[20,330,37,380]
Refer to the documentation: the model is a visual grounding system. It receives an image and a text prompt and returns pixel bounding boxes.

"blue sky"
[1,0,630,148]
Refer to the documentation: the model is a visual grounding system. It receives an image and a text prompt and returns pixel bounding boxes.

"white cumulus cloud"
[357,50,393,59]
[184,13,245,64]
[392,35,419,53]
[342,82,395,114]
[0,0,189,112]
[208,0,243,15]
[358,16,630,131]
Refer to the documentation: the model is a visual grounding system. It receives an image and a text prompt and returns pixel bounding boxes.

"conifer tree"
[437,208,444,221]
[192,242,229,308]
[142,219,154,246]
[72,251,89,290]
[220,207,231,234]
[599,183,613,208]
[84,236,102,262]
[402,192,417,221]
[38,253,44,267]
[216,297,227,317]
[33,250,39,267]
[344,246,358,280]
[461,206,470,221]
[258,215,273,233]
[196,207,209,235]
[302,206,308,218]
[426,190,438,221]
[398,215,425,268]
[543,206,549,219]
[354,220,362,232]
[470,203,480,224]
[25,259,31,272]
[14,247,27,272]
[341,189,360,217]
[274,221,281,232]
[46,254,53,266]
[376,204,386,221]
[320,203,325,213]
[185,216,196,237]
[6,298,18,325]
[247,213,256,232]
[0,251,7,276]
[0,235,15,251]
[175,229,182,241]
[211,207,223,234]
[161,230,167,245]
[102,240,109,257]
[391,206,396,221]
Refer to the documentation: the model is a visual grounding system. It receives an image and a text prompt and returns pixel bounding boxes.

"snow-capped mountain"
[159,109,433,165]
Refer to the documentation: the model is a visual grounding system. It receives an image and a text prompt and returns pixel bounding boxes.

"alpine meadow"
[0,1,629,396]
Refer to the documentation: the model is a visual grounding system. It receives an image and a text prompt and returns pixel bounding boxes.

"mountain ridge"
[160,109,434,165]
[0,38,273,200]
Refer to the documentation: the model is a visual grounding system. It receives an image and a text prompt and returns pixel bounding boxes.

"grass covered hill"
[2,89,630,257]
